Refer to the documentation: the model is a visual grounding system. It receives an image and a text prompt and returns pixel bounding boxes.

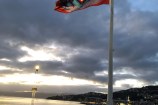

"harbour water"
[0,96,83,105]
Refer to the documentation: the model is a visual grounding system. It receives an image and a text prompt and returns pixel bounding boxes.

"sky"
[0,0,158,95]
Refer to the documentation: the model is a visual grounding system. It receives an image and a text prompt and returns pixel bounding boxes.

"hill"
[47,85,158,102]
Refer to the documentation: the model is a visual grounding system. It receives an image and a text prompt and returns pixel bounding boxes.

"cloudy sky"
[0,0,158,95]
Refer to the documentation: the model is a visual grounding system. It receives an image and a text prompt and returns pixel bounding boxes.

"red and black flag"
[55,0,109,13]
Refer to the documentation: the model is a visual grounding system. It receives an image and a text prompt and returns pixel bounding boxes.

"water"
[0,96,83,105]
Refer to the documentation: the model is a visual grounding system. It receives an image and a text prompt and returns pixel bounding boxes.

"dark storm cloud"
[0,40,26,60]
[61,50,108,82]
[0,0,54,45]
[0,0,109,49]
[65,53,104,73]
[114,12,158,66]
[0,0,158,88]
[112,10,158,84]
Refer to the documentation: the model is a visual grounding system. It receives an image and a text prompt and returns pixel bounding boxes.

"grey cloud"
[112,7,158,84]
[0,0,110,49]
[0,70,18,76]
[0,40,26,60]
[114,74,136,82]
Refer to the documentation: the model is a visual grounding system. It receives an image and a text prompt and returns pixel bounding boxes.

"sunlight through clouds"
[94,70,108,76]
[0,66,11,71]
[0,58,11,62]
[0,66,22,72]
[114,67,138,77]
[114,79,146,88]
[18,46,64,62]
[0,73,102,86]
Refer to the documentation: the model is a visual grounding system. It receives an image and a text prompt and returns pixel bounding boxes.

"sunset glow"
[0,73,102,86]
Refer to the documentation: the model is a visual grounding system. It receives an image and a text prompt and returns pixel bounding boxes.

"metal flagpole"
[107,0,114,104]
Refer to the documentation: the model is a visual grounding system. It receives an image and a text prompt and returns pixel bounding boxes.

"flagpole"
[107,0,114,104]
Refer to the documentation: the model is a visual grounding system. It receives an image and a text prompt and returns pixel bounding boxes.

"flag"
[55,0,109,13]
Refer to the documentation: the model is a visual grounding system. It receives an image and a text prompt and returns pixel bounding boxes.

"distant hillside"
[114,85,158,101]
[47,92,106,101]
[47,85,158,102]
